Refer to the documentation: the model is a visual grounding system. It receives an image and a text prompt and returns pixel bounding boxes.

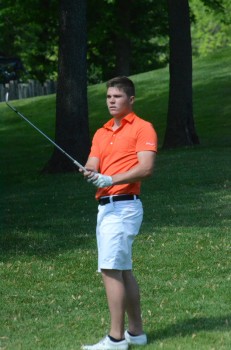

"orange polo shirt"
[89,112,158,199]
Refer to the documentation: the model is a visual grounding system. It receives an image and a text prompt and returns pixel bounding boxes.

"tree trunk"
[43,0,90,173]
[163,0,199,149]
[114,0,131,76]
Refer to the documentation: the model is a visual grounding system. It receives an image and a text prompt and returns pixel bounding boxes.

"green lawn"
[0,48,230,349]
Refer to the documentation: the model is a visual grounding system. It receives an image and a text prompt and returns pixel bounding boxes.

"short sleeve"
[136,122,158,153]
[89,129,102,158]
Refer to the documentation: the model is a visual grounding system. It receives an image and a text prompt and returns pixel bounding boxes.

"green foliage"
[0,0,59,82]
[87,0,169,82]
[190,0,231,56]
[0,0,231,83]
[0,0,169,83]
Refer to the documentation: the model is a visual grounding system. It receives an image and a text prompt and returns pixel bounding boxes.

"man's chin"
[110,112,120,117]
[109,111,125,118]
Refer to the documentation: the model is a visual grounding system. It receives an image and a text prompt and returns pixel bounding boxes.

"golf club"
[5,92,87,172]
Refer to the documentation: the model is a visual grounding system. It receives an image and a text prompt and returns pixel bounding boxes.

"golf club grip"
[5,98,87,172]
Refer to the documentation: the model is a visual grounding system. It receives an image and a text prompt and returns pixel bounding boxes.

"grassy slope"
[0,48,230,350]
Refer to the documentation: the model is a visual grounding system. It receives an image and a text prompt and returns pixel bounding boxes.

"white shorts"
[96,198,143,271]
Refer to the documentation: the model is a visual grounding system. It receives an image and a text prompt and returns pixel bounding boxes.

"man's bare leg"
[101,269,126,340]
[122,270,143,335]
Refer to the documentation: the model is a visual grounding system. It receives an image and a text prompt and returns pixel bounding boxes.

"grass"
[0,47,231,349]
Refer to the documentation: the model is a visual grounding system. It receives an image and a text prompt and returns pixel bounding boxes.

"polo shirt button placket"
[110,133,116,145]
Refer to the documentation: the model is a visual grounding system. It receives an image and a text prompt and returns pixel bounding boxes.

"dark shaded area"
[42,0,90,173]
[0,54,25,83]
[148,315,231,343]
[163,0,200,148]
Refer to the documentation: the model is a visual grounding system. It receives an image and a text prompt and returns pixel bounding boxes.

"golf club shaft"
[5,93,87,172]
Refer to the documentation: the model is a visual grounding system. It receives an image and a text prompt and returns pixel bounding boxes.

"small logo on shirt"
[146,142,155,146]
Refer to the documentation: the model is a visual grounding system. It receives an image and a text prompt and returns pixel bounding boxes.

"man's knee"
[102,269,123,280]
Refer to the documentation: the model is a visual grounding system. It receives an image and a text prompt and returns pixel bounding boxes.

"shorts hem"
[98,265,132,272]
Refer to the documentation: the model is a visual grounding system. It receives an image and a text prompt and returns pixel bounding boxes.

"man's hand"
[88,173,113,188]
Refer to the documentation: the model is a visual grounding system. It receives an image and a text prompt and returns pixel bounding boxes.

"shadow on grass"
[0,229,96,260]
[1,173,98,259]
[148,315,231,343]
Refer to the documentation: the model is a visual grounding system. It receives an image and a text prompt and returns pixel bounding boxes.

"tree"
[114,0,132,76]
[163,0,199,148]
[190,0,231,56]
[1,0,230,83]
[87,0,169,82]
[43,0,90,173]
[0,0,58,83]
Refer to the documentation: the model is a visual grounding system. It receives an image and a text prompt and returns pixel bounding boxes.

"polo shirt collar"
[103,112,136,130]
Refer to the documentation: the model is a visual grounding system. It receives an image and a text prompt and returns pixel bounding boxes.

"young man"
[82,76,157,350]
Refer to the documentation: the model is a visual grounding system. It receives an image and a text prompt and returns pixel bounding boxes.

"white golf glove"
[88,173,113,188]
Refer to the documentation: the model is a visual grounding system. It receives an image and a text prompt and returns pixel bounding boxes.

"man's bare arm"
[111,151,156,185]
[83,152,156,188]
[84,156,100,172]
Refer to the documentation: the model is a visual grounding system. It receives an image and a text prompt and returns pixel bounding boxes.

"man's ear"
[130,96,135,105]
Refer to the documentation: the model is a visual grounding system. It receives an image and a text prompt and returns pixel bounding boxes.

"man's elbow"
[143,166,154,178]
[139,152,156,178]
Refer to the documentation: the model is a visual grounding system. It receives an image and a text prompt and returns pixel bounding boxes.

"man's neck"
[112,111,133,130]
[112,118,122,130]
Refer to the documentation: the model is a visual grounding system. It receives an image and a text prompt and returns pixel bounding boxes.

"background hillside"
[0,48,230,350]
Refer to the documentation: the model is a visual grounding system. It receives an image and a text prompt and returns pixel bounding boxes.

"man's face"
[106,87,134,119]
